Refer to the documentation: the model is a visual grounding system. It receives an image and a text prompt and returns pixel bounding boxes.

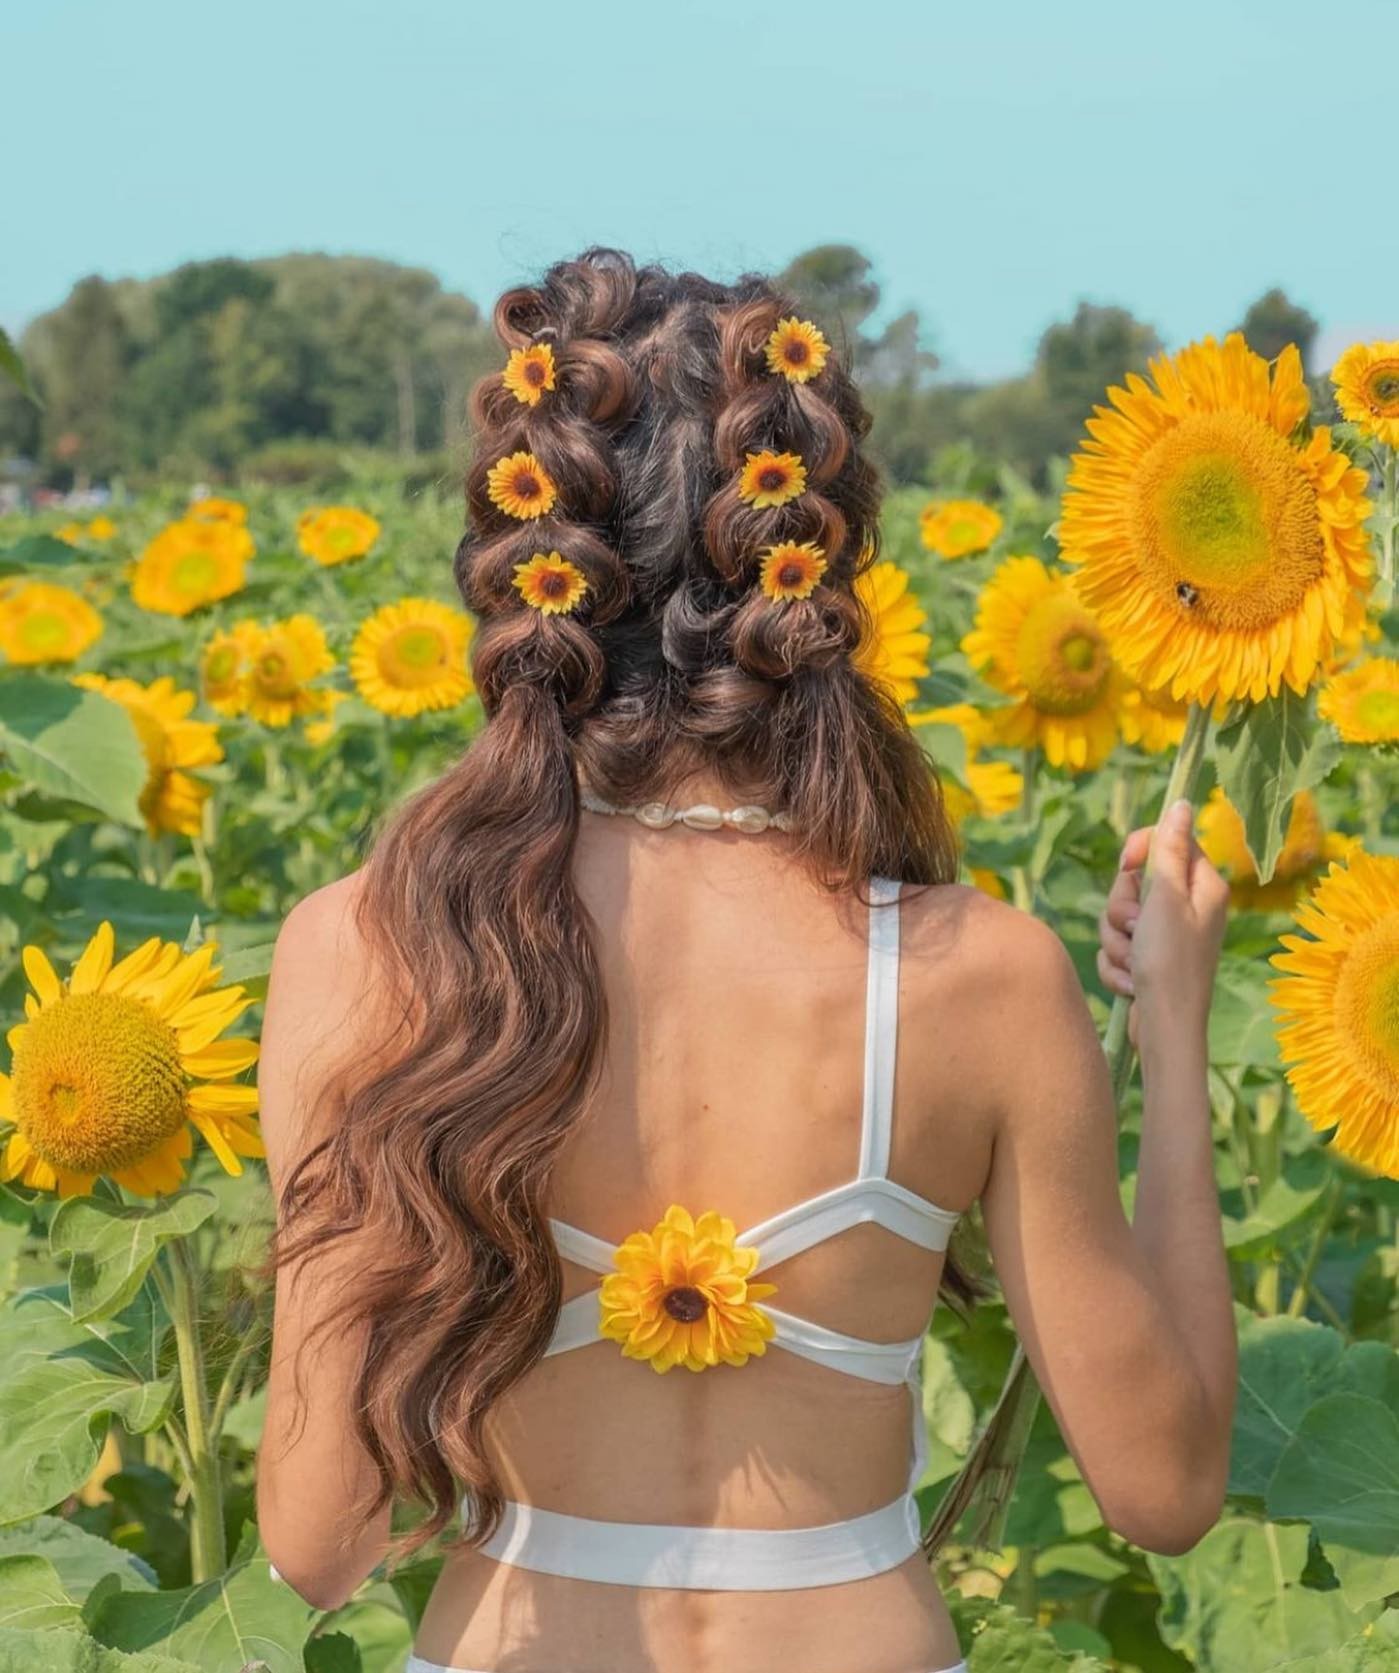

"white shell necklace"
[579,787,795,834]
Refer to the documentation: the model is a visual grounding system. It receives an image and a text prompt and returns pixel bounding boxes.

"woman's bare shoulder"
[901,880,1079,992]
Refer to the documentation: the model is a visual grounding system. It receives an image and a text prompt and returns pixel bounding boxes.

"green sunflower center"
[172,551,219,595]
[1131,410,1324,634]
[254,649,299,699]
[1336,915,1399,1099]
[1354,689,1399,736]
[1015,595,1111,715]
[13,992,188,1173]
[383,626,449,687]
[19,612,67,654]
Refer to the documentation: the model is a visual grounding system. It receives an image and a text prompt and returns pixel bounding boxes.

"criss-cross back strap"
[857,875,902,1182]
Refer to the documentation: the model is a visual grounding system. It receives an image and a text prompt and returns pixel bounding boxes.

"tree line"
[0,245,1319,492]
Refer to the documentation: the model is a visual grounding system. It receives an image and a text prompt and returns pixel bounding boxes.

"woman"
[255,249,1236,1673]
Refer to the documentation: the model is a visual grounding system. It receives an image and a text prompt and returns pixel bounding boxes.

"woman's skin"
[256,780,1235,1673]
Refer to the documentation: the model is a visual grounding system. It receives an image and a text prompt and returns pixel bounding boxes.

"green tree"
[1237,287,1319,372]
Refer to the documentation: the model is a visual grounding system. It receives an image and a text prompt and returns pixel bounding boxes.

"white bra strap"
[549,1218,617,1274]
[858,875,902,1181]
[765,1304,923,1385]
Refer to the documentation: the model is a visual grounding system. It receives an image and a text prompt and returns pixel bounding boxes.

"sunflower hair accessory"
[487,451,559,521]
[598,1204,779,1373]
[737,450,807,510]
[758,540,827,603]
[502,343,557,408]
[512,552,589,615]
[765,317,829,384]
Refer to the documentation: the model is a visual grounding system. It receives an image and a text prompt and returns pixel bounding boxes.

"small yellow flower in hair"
[503,343,557,407]
[487,452,559,521]
[738,450,807,510]
[513,552,589,616]
[765,317,829,384]
[758,541,827,603]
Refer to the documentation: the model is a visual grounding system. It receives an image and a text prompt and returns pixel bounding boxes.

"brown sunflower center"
[514,473,541,499]
[1335,913,1399,1100]
[1355,689,1399,734]
[758,467,788,492]
[12,991,188,1174]
[172,551,219,594]
[537,569,570,599]
[777,561,806,589]
[524,359,547,386]
[662,1285,708,1323]
[1015,595,1111,715]
[1363,363,1399,414]
[1131,410,1324,634]
[784,340,809,365]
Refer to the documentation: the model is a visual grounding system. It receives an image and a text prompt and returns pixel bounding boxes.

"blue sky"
[7,0,1395,379]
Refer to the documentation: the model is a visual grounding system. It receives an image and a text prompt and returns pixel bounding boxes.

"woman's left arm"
[255,875,394,1609]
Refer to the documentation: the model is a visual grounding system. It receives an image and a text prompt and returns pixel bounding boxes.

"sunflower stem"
[1285,1175,1343,1319]
[1376,445,1397,611]
[163,1238,226,1581]
[1018,749,1037,820]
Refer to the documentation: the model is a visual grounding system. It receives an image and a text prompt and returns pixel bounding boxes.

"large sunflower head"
[296,506,381,566]
[502,343,557,407]
[486,452,559,521]
[1319,657,1399,744]
[1198,787,1356,912]
[737,450,807,510]
[0,581,103,665]
[919,500,1003,559]
[598,1204,778,1373]
[72,673,222,837]
[350,598,474,718]
[131,519,253,618]
[199,621,261,717]
[764,317,830,384]
[961,555,1122,772]
[0,924,262,1199]
[242,615,336,727]
[1332,340,1399,450]
[851,560,931,705]
[1059,333,1373,704]
[1271,850,1399,1177]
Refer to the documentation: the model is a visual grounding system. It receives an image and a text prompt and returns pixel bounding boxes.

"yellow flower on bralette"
[919,499,1002,560]
[487,452,559,521]
[599,1204,778,1373]
[503,343,557,407]
[758,540,827,603]
[1319,658,1399,744]
[0,923,262,1199]
[1271,849,1399,1178]
[1058,332,1373,705]
[765,317,829,384]
[1198,786,1357,913]
[351,597,475,716]
[1332,340,1399,450]
[512,553,589,616]
[297,506,381,567]
[737,450,807,510]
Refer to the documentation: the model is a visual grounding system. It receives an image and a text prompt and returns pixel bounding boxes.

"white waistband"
[461,1491,922,1590]
[405,1659,968,1673]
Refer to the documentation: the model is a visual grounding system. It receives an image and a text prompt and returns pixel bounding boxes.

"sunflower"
[0,924,261,1199]
[350,598,474,717]
[758,541,827,603]
[1332,341,1399,450]
[1118,681,1191,755]
[486,453,559,521]
[502,343,557,407]
[510,553,589,617]
[764,317,829,384]
[72,673,222,837]
[1319,658,1399,744]
[598,1204,778,1373]
[962,556,1122,771]
[1271,850,1399,1176]
[85,515,117,542]
[241,615,336,727]
[0,581,103,665]
[852,561,931,705]
[969,868,1008,901]
[1059,333,1373,704]
[187,497,248,526]
[908,703,1023,819]
[296,506,381,567]
[1197,787,1356,912]
[737,450,807,510]
[55,522,84,545]
[199,621,261,717]
[919,500,1003,559]
[132,519,252,617]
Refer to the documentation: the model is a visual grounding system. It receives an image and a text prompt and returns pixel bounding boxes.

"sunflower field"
[0,332,1397,1671]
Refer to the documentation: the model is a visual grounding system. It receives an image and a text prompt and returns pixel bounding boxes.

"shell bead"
[636,802,677,829]
[680,803,723,831]
[727,805,771,834]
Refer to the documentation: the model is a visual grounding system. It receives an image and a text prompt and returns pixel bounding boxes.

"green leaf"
[1266,1610,1399,1671]
[50,877,208,941]
[0,328,40,407]
[914,721,969,785]
[0,1518,155,1600]
[0,1626,196,1672]
[1,1282,167,1386]
[216,941,276,987]
[0,535,81,577]
[1209,962,1283,1069]
[1267,1394,1399,1609]
[51,1192,217,1323]
[0,677,146,828]
[0,1553,85,1631]
[1214,687,1341,884]
[1223,1177,1327,1261]
[953,1598,1109,1670]
[91,1534,314,1673]
[1149,1517,1377,1671]
[304,1633,363,1672]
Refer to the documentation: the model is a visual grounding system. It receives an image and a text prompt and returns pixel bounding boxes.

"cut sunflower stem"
[925,701,1213,1556]
[163,1238,227,1581]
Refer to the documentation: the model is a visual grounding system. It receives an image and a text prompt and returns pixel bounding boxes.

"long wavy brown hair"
[274,248,963,1558]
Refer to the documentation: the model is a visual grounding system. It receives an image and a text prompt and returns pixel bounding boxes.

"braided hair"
[275,249,961,1558]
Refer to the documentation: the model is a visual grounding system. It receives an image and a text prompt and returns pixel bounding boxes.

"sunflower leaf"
[1213,687,1341,885]
[0,677,146,829]
[0,1626,196,1672]
[0,535,80,577]
[50,1191,218,1324]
